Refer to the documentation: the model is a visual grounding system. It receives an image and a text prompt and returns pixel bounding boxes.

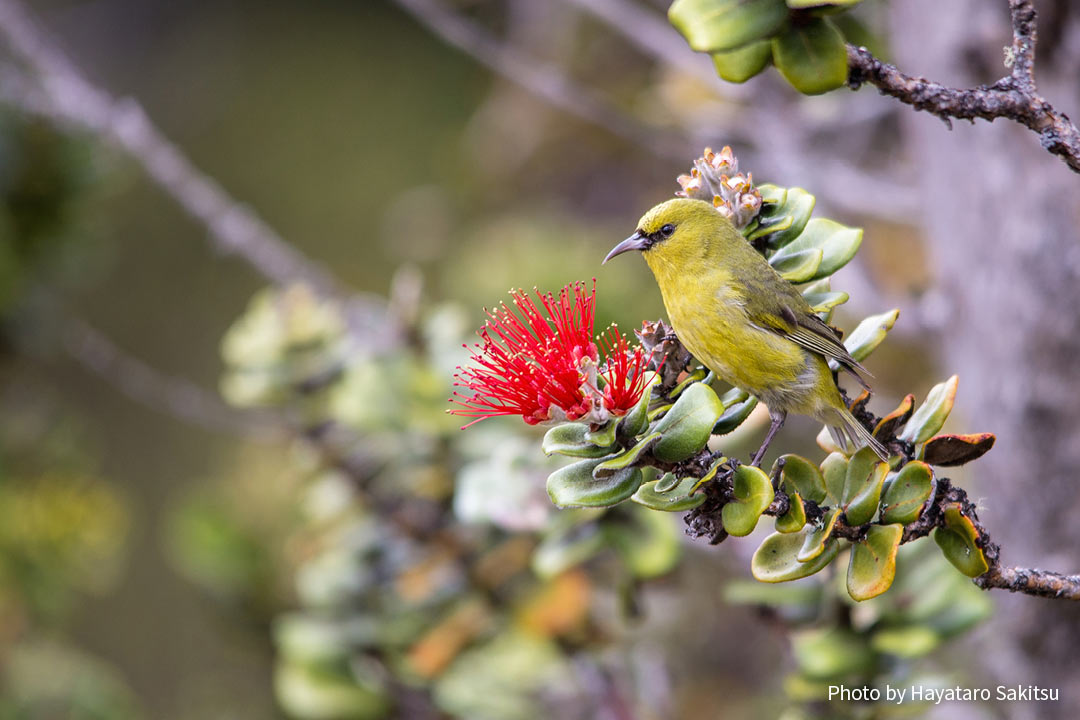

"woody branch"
[846,0,1080,174]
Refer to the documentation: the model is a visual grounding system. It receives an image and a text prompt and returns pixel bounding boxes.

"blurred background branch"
[0,0,390,339]
[61,312,283,440]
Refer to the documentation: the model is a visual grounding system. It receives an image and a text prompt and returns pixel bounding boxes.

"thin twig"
[391,0,692,160]
[975,566,1080,599]
[61,314,284,440]
[846,0,1080,174]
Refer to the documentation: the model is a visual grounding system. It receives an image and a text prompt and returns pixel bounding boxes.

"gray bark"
[891,1,1080,715]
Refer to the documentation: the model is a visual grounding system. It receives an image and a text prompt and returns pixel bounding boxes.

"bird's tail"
[828,408,888,461]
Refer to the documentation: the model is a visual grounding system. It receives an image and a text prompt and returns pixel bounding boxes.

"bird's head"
[603,198,738,267]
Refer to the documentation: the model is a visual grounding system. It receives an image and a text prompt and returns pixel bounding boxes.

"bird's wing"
[760,302,871,390]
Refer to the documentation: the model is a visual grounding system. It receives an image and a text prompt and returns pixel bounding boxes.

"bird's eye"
[660,223,675,238]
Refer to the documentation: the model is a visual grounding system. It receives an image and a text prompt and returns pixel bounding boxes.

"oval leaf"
[719,387,749,407]
[797,507,839,562]
[669,0,790,53]
[532,520,605,578]
[804,290,850,315]
[771,17,848,95]
[921,432,994,467]
[721,465,775,536]
[711,39,773,83]
[543,423,616,458]
[820,452,848,505]
[669,367,708,399]
[880,461,932,525]
[547,457,643,509]
[872,394,915,441]
[752,187,816,249]
[616,371,660,439]
[791,628,875,680]
[847,523,903,601]
[776,218,862,281]
[655,472,681,493]
[752,531,841,582]
[870,626,941,659]
[838,309,900,366]
[594,432,661,478]
[631,477,708,512]
[650,382,725,461]
[779,453,827,504]
[775,492,806,533]
[769,247,823,282]
[841,446,888,526]
[933,503,988,577]
[584,420,618,448]
[900,375,959,444]
[713,395,759,435]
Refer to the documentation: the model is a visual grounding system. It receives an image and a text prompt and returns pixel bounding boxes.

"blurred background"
[1,0,1078,718]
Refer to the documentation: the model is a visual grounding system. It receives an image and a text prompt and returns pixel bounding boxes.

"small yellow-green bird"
[604,198,887,465]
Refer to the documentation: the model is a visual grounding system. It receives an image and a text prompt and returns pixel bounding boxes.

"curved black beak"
[603,231,648,264]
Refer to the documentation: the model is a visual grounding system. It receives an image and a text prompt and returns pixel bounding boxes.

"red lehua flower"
[598,325,650,416]
[450,282,599,427]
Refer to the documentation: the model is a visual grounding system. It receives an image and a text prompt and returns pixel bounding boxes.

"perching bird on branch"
[604,198,887,465]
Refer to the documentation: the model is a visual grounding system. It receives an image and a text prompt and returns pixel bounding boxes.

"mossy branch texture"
[846,0,1080,174]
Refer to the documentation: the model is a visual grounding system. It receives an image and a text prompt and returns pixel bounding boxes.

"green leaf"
[837,308,900,366]
[655,473,681,493]
[711,39,773,83]
[921,432,994,467]
[713,394,758,435]
[594,432,661,478]
[721,465,775,536]
[542,423,616,458]
[605,506,682,578]
[870,626,941,659]
[779,453,827,503]
[647,402,673,422]
[933,503,988,577]
[719,387,749,407]
[651,382,725,462]
[771,17,848,94]
[791,628,875,679]
[847,523,903,601]
[769,247,823,282]
[757,183,787,206]
[750,186,816,249]
[546,457,644,509]
[872,393,914,441]
[773,218,862,281]
[900,375,959,444]
[631,476,708,512]
[616,371,660,439]
[880,461,932,524]
[775,492,806,533]
[804,290,849,314]
[841,446,888,526]
[797,507,839,562]
[820,452,848,505]
[669,0,790,53]
[668,367,709,399]
[584,420,618,448]
[752,531,841,582]
[532,513,606,578]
